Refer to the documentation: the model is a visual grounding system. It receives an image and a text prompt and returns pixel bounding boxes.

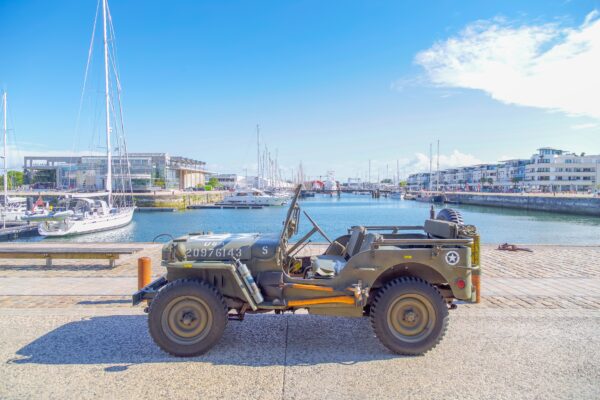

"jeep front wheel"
[148,279,228,357]
[370,277,448,355]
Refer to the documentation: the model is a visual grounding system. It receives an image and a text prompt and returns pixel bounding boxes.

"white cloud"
[415,11,600,119]
[571,122,599,130]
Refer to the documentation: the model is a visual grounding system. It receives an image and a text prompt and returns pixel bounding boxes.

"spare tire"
[436,208,464,225]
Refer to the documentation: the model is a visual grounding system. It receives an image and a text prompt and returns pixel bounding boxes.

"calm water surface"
[20,194,600,245]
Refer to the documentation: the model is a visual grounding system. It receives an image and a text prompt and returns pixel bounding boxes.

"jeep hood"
[172,232,280,262]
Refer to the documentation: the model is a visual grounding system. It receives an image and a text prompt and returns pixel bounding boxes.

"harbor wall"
[10,190,227,210]
[444,193,600,217]
[133,191,226,209]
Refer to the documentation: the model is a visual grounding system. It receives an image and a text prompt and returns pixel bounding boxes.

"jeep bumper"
[132,276,168,306]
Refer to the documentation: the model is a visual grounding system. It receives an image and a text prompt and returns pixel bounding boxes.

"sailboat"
[39,0,134,236]
[0,91,27,225]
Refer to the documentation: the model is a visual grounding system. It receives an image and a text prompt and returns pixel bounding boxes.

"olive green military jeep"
[133,185,481,357]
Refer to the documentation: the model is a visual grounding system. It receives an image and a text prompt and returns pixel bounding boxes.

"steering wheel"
[303,211,332,243]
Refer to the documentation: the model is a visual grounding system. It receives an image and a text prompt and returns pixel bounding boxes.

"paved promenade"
[0,243,599,399]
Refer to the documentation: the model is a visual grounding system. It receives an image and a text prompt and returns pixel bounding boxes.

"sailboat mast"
[436,139,440,192]
[256,124,260,189]
[102,0,112,206]
[428,143,433,191]
[2,92,6,229]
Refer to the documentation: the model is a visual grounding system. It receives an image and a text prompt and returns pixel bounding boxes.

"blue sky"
[1,0,599,180]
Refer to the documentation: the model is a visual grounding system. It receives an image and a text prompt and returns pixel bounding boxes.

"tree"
[153,178,165,189]
[0,171,24,189]
[380,178,392,184]
[487,178,493,185]
[208,177,221,188]
[398,181,407,187]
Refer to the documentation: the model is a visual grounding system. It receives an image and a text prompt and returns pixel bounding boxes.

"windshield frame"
[279,185,303,246]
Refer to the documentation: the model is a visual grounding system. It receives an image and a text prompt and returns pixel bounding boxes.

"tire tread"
[370,277,448,355]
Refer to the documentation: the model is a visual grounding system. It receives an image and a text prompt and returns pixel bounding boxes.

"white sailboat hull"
[38,207,134,237]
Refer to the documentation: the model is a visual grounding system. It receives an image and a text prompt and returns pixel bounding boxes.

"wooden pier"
[188,204,264,210]
[135,207,177,212]
[0,224,39,241]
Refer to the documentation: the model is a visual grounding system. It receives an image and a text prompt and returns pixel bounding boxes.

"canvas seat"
[311,254,347,277]
[312,226,368,277]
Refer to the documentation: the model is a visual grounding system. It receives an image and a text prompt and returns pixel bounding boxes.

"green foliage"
[153,178,166,189]
[398,180,407,187]
[0,171,24,189]
[204,185,213,191]
[207,177,221,188]
[380,178,392,184]
[487,178,493,185]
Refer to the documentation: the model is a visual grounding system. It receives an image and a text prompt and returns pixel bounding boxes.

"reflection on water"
[19,194,600,245]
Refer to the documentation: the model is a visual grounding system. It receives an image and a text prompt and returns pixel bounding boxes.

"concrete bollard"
[138,257,152,290]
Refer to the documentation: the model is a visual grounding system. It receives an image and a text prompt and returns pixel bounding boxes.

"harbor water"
[15,193,600,245]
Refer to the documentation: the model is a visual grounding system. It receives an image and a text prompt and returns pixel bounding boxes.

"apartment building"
[407,147,599,192]
[525,148,600,192]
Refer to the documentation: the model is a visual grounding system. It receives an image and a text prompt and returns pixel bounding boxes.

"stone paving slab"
[0,308,598,400]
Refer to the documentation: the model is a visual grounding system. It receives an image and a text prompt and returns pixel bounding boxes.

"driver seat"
[312,226,366,277]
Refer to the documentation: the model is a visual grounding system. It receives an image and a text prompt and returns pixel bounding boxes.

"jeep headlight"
[174,243,187,261]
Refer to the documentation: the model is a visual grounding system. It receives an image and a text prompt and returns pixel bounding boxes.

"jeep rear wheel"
[371,277,448,355]
[148,279,227,357]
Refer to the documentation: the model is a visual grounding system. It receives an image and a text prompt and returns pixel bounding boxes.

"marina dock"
[0,224,38,241]
[188,204,264,209]
[135,207,177,212]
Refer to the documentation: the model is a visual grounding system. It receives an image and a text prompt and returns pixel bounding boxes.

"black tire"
[436,208,464,225]
[148,278,228,357]
[370,277,449,355]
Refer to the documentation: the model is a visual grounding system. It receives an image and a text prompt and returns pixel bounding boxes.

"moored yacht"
[38,198,133,236]
[219,189,287,206]
[0,197,27,223]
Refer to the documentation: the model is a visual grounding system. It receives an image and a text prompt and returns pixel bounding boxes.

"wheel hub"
[181,311,197,326]
[161,296,213,345]
[403,310,417,323]
[387,293,436,343]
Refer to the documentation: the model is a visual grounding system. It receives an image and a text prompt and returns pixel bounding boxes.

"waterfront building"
[407,147,599,193]
[23,153,210,191]
[525,148,600,192]
[496,159,529,191]
[214,174,246,190]
[407,172,431,191]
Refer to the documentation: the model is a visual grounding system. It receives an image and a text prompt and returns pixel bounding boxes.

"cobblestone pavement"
[0,244,599,310]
